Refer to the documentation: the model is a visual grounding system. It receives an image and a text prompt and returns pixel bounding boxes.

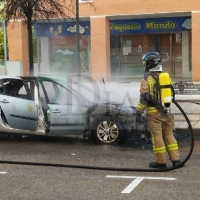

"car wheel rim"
[97,120,119,143]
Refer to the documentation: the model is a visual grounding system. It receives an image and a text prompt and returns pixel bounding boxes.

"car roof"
[0,75,40,79]
[0,76,61,87]
[0,75,58,82]
[0,75,22,80]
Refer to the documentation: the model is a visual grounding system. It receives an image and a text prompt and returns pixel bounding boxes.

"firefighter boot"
[172,160,185,168]
[149,162,167,169]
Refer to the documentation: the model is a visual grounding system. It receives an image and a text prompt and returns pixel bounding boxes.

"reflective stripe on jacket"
[136,73,159,114]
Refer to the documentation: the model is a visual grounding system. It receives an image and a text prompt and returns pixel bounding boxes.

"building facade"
[7,0,200,82]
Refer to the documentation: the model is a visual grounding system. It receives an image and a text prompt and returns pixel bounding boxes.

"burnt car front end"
[89,102,149,143]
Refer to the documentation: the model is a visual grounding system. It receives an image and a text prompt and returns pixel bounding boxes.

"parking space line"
[0,172,7,174]
[106,175,176,180]
[106,175,177,194]
[121,178,143,193]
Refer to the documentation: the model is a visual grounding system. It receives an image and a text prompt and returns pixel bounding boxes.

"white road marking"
[106,175,176,180]
[106,175,177,194]
[121,178,144,193]
[0,172,7,174]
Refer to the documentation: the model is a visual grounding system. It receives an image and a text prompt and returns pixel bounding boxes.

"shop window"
[50,36,90,73]
[122,35,155,76]
[110,36,121,76]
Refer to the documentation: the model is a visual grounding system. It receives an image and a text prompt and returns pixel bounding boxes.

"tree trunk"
[27,15,34,76]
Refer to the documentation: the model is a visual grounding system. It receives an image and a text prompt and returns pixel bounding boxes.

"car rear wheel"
[92,117,122,144]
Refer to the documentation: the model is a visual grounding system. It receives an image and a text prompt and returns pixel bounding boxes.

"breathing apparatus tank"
[158,72,172,113]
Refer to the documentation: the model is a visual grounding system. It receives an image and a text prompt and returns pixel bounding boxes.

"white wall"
[0,64,6,75]
[6,61,23,76]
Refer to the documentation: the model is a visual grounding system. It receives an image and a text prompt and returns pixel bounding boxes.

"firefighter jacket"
[136,72,160,114]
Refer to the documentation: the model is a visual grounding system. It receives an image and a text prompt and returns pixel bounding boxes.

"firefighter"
[136,51,183,169]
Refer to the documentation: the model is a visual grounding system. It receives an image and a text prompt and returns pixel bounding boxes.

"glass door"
[172,33,182,77]
[159,33,171,74]
[159,33,182,77]
[110,36,121,77]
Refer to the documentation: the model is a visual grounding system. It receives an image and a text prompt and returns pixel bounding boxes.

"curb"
[175,128,199,136]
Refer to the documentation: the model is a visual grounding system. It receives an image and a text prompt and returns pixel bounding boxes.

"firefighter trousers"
[147,112,180,164]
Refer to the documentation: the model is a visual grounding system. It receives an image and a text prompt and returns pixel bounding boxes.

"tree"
[0,3,6,62]
[0,27,4,61]
[0,0,84,75]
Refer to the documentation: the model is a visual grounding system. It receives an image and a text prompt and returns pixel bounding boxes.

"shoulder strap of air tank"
[150,72,159,82]
[143,72,150,80]
[149,72,160,99]
[150,72,160,90]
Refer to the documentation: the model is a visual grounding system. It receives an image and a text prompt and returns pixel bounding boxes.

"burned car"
[0,76,148,144]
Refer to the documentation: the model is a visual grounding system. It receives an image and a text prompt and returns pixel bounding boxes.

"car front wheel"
[92,117,122,144]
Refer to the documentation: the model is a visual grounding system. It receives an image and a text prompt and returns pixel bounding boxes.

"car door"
[39,79,88,136]
[0,78,38,131]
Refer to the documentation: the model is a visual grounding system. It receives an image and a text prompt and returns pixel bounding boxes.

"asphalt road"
[0,135,199,200]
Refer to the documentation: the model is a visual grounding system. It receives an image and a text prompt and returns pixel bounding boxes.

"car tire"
[91,117,123,144]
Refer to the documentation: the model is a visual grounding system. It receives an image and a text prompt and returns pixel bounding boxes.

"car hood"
[90,100,137,117]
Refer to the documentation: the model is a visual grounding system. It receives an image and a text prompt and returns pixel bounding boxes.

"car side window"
[41,81,56,103]
[0,79,31,100]
[18,85,27,95]
[42,81,79,105]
